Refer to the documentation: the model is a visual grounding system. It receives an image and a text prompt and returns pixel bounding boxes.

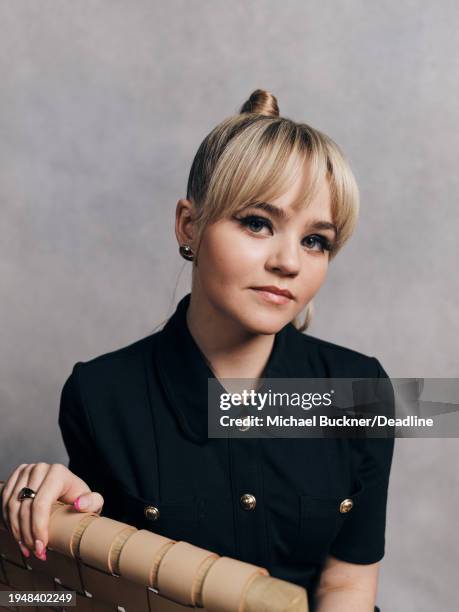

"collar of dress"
[152,292,320,444]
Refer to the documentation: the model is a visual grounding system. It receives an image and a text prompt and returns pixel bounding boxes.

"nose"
[265,234,301,276]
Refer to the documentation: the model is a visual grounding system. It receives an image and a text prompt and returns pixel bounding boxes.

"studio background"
[1,2,458,610]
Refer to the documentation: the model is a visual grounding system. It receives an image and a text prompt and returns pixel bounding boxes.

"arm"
[58,363,112,514]
[313,357,395,611]
[313,554,379,612]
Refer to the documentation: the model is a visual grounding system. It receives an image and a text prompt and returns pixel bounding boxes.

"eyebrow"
[240,201,338,237]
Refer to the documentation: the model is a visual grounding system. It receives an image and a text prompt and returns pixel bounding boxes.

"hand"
[1,463,104,560]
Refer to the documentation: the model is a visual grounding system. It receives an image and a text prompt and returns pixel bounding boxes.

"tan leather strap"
[117,528,174,587]
[156,540,219,606]
[201,556,269,612]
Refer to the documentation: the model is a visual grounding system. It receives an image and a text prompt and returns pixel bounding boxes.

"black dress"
[58,293,394,611]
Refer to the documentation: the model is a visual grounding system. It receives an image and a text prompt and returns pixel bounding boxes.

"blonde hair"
[186,89,360,332]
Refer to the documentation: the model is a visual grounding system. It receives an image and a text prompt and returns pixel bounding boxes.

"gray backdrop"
[1,2,458,610]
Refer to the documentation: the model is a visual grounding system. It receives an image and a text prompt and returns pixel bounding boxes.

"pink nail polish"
[21,546,30,558]
[73,497,80,511]
[35,539,44,556]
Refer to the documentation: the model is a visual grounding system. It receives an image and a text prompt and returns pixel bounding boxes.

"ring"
[18,487,36,502]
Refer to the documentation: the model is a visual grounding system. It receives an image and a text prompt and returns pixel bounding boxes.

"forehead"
[270,171,332,221]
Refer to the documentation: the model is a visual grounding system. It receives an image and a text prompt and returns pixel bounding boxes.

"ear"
[175,198,196,248]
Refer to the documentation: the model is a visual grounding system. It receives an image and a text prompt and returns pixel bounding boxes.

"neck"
[185,290,275,383]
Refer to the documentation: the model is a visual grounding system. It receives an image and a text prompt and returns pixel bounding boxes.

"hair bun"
[239,89,279,117]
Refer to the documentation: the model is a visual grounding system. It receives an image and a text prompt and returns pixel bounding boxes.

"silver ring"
[18,487,36,502]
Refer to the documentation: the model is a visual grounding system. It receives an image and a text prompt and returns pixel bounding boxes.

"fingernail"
[39,550,47,561]
[19,542,30,557]
[35,539,43,556]
[74,496,88,510]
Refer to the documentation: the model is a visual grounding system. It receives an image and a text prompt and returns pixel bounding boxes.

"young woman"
[1,89,394,611]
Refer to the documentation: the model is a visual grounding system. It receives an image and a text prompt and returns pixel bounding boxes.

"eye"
[235,214,335,254]
[236,214,273,234]
[303,234,334,253]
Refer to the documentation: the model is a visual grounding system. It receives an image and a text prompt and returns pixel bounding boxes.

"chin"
[238,311,290,336]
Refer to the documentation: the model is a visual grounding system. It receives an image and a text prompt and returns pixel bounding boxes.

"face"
[182,170,336,335]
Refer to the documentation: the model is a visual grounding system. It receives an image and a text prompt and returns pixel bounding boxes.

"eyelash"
[235,214,335,253]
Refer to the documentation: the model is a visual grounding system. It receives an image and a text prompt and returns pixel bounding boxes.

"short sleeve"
[58,363,106,497]
[329,357,395,564]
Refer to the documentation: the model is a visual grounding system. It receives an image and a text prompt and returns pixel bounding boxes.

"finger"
[1,464,33,558]
[73,491,104,514]
[1,463,28,533]
[7,465,34,555]
[18,463,50,555]
[30,464,91,554]
[17,539,32,558]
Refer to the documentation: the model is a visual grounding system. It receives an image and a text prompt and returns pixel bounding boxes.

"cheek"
[199,229,262,281]
[297,259,329,301]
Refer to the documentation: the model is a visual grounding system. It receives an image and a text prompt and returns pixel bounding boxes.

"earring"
[179,244,195,261]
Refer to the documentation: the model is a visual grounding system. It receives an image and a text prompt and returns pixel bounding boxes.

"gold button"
[339,498,354,514]
[238,410,251,431]
[144,505,160,521]
[240,493,256,510]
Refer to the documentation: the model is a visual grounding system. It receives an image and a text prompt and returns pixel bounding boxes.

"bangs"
[201,119,330,224]
[188,113,359,260]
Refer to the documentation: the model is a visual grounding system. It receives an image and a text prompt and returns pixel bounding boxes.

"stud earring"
[179,244,195,261]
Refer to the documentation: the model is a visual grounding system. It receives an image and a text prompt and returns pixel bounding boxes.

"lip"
[251,286,294,305]
[252,285,294,299]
